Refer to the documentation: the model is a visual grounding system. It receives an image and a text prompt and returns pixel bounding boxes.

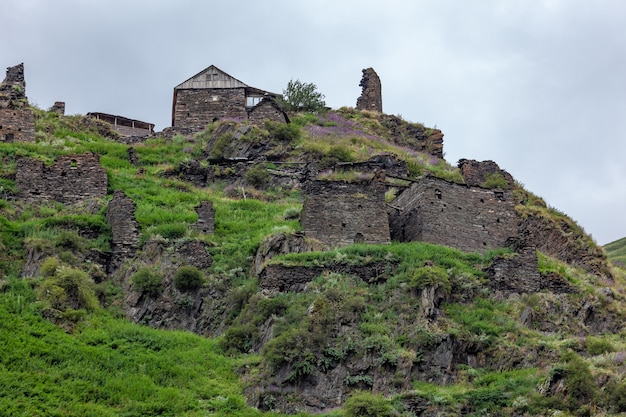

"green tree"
[279,79,325,112]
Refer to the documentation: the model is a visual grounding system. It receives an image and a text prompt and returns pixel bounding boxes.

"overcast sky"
[2,0,625,245]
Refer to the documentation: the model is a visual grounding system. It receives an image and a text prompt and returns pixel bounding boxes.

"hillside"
[2,89,626,414]
[605,238,626,268]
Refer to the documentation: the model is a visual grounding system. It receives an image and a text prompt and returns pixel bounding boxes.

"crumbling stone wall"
[356,67,382,112]
[459,159,514,188]
[173,88,247,130]
[49,101,65,115]
[389,176,518,253]
[301,177,391,248]
[16,153,108,204]
[107,190,140,269]
[247,97,288,124]
[195,201,215,234]
[0,63,35,142]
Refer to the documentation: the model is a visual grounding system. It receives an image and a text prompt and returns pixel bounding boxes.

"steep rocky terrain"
[1,90,626,416]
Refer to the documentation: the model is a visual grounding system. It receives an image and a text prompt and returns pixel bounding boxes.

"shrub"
[220,324,258,354]
[586,336,614,355]
[409,266,450,292]
[40,256,60,278]
[38,265,99,312]
[562,352,598,409]
[131,267,163,297]
[344,390,392,417]
[244,165,270,189]
[265,120,301,142]
[608,381,626,412]
[278,79,326,112]
[174,265,205,292]
[209,132,233,159]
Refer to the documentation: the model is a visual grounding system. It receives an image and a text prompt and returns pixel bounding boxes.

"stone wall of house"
[195,200,215,234]
[356,67,382,112]
[247,97,288,124]
[16,153,108,204]
[0,63,35,142]
[173,88,247,130]
[106,190,140,269]
[459,159,514,188]
[301,177,391,248]
[389,176,518,253]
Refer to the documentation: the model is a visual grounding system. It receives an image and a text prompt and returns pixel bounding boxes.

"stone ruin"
[0,63,35,142]
[458,159,514,188]
[301,173,390,248]
[49,101,65,115]
[106,190,140,270]
[356,67,382,112]
[195,200,215,234]
[16,153,108,204]
[388,174,519,254]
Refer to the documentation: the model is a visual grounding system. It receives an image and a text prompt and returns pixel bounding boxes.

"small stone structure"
[195,201,215,234]
[0,63,35,142]
[356,67,382,112]
[172,65,284,131]
[247,96,289,125]
[16,153,108,204]
[458,159,514,188]
[301,175,391,248]
[88,112,154,137]
[107,190,140,269]
[389,176,518,253]
[49,101,65,115]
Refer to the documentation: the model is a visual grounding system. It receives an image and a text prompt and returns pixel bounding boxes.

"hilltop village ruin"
[1,62,611,285]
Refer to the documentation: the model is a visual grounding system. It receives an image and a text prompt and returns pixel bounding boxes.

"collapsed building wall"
[16,153,108,204]
[389,176,518,253]
[301,177,391,248]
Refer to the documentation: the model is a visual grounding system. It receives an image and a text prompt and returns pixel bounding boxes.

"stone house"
[301,176,391,248]
[388,176,518,253]
[172,65,287,130]
[88,112,154,137]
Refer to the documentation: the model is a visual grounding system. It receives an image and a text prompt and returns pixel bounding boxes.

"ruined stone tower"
[0,63,35,142]
[356,67,382,113]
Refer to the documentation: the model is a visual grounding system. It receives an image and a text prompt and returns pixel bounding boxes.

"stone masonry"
[0,63,35,142]
[247,97,289,124]
[173,88,247,130]
[107,190,140,270]
[458,159,514,188]
[356,67,382,112]
[195,200,215,234]
[389,176,518,253]
[301,175,391,248]
[16,153,108,204]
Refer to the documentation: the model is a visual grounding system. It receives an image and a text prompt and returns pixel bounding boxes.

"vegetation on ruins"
[0,103,625,417]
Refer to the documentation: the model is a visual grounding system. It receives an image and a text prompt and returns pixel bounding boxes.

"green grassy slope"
[605,237,626,267]
[0,108,625,416]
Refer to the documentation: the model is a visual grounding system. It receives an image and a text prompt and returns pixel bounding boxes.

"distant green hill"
[605,237,626,267]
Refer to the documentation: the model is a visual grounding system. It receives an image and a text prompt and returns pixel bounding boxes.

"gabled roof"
[173,65,280,96]
[174,65,248,90]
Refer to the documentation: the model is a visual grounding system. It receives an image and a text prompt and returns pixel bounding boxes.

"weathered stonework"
[195,201,215,234]
[16,153,108,204]
[485,247,574,294]
[0,63,35,142]
[106,190,140,269]
[459,159,514,188]
[173,88,247,130]
[49,101,65,115]
[356,67,382,112]
[389,176,518,253]
[247,97,289,124]
[301,176,391,248]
